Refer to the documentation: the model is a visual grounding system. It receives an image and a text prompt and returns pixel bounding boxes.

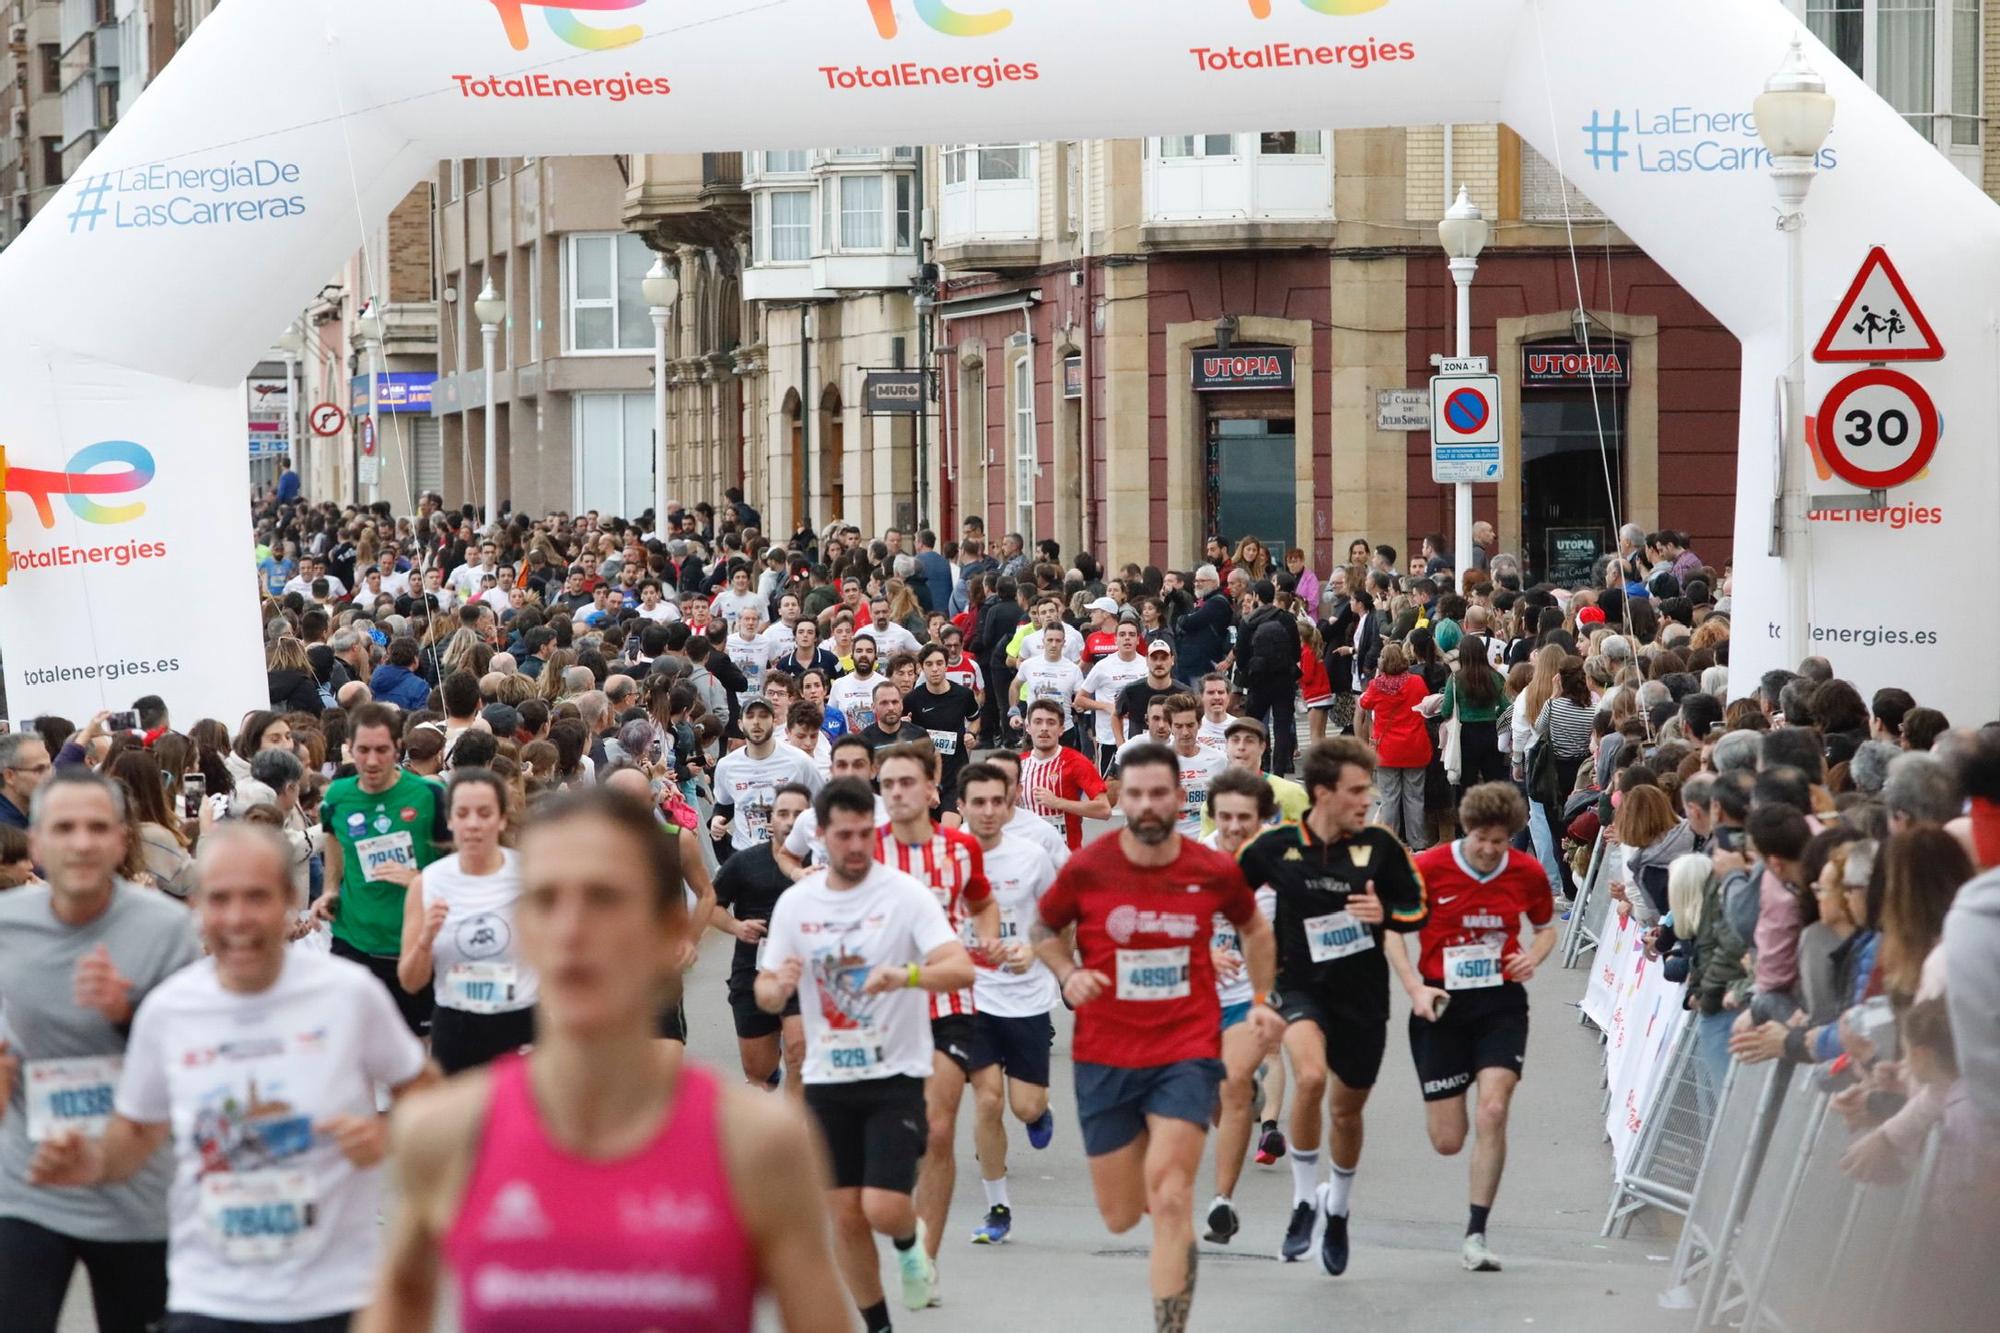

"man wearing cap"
[1080,597,1123,668]
[1175,564,1235,684]
[708,696,821,864]
[1576,605,1607,633]
[1204,717,1310,835]
[1115,637,1184,748]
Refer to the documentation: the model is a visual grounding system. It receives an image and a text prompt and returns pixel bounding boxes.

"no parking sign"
[1428,372,1504,484]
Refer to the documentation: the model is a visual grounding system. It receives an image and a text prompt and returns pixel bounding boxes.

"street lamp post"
[1438,184,1489,591]
[643,256,681,533]
[474,281,507,527]
[358,303,386,506]
[1756,36,1836,667]
[277,323,304,485]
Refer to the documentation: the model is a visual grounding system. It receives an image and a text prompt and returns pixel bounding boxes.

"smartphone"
[1715,825,1745,853]
[1431,994,1452,1020]
[183,772,206,821]
[1707,722,1726,737]
[107,710,139,733]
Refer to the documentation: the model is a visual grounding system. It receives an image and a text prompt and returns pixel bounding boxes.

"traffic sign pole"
[1451,259,1475,593]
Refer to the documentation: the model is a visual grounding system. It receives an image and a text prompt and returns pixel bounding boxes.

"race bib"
[926,729,959,756]
[754,934,770,971]
[1303,911,1375,964]
[1116,947,1191,1001]
[200,1169,318,1263]
[24,1056,121,1142]
[1444,942,1505,991]
[816,1027,887,1083]
[353,831,415,881]
[443,962,522,1014]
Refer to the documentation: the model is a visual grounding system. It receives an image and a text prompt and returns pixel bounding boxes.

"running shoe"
[1026,1108,1056,1150]
[1255,1121,1287,1166]
[898,1220,936,1310]
[1462,1232,1502,1272]
[1204,1196,1240,1245]
[1280,1199,1318,1262]
[970,1205,1012,1245]
[1318,1189,1350,1277]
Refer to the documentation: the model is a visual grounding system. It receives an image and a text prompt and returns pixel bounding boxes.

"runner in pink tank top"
[358,788,848,1333]
[444,1053,754,1332]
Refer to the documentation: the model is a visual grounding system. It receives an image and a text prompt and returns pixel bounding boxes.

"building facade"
[0,0,63,247]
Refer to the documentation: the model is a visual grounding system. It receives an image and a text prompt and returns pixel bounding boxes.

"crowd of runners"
[0,488,1992,1332]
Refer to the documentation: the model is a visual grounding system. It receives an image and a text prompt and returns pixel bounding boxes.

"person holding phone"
[1392,783,1555,1274]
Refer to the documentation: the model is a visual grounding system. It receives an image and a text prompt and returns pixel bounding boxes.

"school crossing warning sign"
[1813,246,1945,363]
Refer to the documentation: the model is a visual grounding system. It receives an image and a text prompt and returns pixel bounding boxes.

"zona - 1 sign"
[1813,368,1938,490]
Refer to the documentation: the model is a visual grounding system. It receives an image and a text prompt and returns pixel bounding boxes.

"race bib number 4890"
[1116,947,1191,1001]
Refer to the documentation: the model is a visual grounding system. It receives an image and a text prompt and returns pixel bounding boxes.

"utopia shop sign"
[64,160,306,235]
[1192,348,1295,391]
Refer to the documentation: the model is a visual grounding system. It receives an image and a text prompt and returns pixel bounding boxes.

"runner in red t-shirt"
[1391,782,1555,1275]
[1080,597,1121,669]
[1033,742,1283,1333]
[873,743,999,1286]
[1017,700,1110,850]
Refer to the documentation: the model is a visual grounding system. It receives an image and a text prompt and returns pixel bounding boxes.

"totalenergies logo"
[488,0,644,52]
[864,1,1389,39]
[4,442,156,527]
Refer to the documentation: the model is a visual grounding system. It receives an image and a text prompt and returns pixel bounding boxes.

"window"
[840,175,883,249]
[1801,0,1981,153]
[442,159,461,202]
[1159,135,1236,158]
[526,238,541,363]
[573,393,656,518]
[895,175,913,249]
[769,190,811,261]
[763,149,808,174]
[40,44,60,95]
[565,231,656,352]
[1012,354,1035,537]
[1259,132,1325,155]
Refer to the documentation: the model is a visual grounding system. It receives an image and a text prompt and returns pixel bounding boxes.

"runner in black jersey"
[709,783,815,1095]
[1236,737,1427,1277]
[905,643,981,811]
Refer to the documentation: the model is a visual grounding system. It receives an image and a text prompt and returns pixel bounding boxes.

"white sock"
[1288,1148,1321,1207]
[1326,1163,1357,1218]
[982,1176,1010,1210]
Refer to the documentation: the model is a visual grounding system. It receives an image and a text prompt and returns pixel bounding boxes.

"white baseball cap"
[1086,596,1119,615]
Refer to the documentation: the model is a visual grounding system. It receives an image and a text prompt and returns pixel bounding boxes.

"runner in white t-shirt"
[757,778,977,1318]
[1075,622,1148,766]
[828,638,887,734]
[777,734,885,878]
[710,566,761,624]
[1197,672,1235,754]
[1011,625,1084,734]
[30,823,436,1330]
[1195,768,1282,1247]
[958,763,1061,1246]
[709,700,822,857]
[1167,693,1229,838]
[728,608,778,708]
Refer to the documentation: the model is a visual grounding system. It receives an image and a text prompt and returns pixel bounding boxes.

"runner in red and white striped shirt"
[874,741,999,1286]
[1018,699,1111,851]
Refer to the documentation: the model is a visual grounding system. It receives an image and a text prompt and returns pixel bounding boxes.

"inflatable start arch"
[2,0,1995,725]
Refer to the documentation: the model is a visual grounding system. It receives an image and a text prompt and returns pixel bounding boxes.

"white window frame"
[562,231,653,355]
[1143,131,1334,223]
[1011,352,1036,538]
[752,188,814,265]
[526,237,541,364]
[1790,0,1982,169]
[570,392,656,518]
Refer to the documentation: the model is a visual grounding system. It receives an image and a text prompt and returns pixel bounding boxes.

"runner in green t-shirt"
[312,703,446,1033]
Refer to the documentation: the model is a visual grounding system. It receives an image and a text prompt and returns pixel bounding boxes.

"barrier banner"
[1592,910,1693,1175]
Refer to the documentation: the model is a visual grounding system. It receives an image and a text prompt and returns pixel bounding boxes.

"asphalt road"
[62,824,1691,1333]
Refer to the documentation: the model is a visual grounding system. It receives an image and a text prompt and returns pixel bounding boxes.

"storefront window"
[1519,395,1625,588]
[1205,417,1296,556]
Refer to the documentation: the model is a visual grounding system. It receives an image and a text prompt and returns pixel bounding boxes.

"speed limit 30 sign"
[1813,368,1938,490]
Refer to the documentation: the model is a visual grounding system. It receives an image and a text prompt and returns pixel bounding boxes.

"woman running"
[362,786,847,1333]
[397,768,534,1075]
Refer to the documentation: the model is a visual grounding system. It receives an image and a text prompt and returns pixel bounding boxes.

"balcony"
[936,144,1040,272]
[622,150,748,250]
[743,156,918,302]
[1141,132,1335,252]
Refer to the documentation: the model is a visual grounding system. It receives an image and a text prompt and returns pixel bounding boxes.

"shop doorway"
[1520,393,1625,587]
[820,386,845,522]
[1204,415,1296,556]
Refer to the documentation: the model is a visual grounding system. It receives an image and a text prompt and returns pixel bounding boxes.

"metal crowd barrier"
[1561,831,1610,970]
[1603,1019,1712,1236]
[1655,1055,1942,1332]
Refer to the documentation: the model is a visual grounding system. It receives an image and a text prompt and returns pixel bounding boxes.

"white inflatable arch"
[2,0,1995,725]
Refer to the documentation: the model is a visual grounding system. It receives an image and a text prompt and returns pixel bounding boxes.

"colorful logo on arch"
[488,0,644,52]
[1248,0,1391,15]
[4,441,156,527]
[868,1,1014,39]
